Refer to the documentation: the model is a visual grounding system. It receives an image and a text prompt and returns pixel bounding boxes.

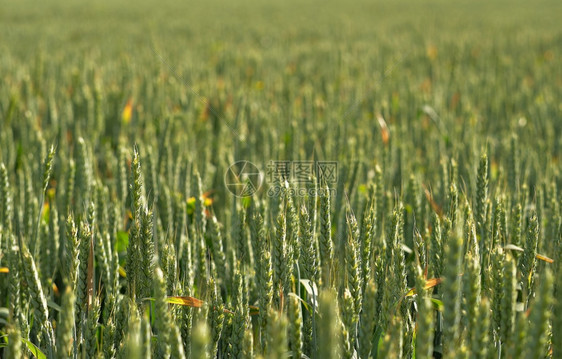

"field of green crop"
[1,0,561,358]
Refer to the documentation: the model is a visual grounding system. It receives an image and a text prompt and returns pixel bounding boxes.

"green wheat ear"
[358,280,377,359]
[209,214,227,285]
[0,162,13,231]
[319,185,334,287]
[463,252,481,348]
[138,209,155,299]
[475,153,488,225]
[153,266,172,359]
[75,219,93,341]
[255,212,273,352]
[379,315,403,359]
[119,303,141,359]
[415,296,435,359]
[471,298,491,358]
[116,146,129,205]
[299,204,317,283]
[340,288,356,359]
[442,223,463,357]
[359,194,375,293]
[242,325,254,358]
[56,286,76,359]
[41,144,55,193]
[140,309,152,359]
[316,288,340,359]
[288,293,303,359]
[6,234,22,332]
[22,243,55,351]
[552,254,562,358]
[265,308,288,359]
[500,254,517,350]
[6,322,22,359]
[85,296,101,358]
[191,317,211,359]
[525,269,554,359]
[299,204,317,355]
[75,137,93,215]
[170,321,187,359]
[345,209,363,322]
[272,207,289,306]
[208,278,225,358]
[429,212,443,279]
[520,213,539,307]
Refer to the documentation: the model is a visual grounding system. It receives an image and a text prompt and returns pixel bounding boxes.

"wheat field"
[1,0,561,358]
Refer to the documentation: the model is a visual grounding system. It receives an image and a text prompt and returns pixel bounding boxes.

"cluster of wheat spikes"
[0,131,561,359]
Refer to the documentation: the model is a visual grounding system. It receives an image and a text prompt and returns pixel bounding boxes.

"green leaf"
[116,231,129,252]
[47,299,62,312]
[430,298,444,312]
[288,292,310,312]
[186,197,196,214]
[22,338,47,359]
[241,196,252,208]
[357,184,368,194]
[41,204,50,224]
[299,279,318,312]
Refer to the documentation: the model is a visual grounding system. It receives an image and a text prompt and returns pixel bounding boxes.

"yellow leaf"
[422,184,443,218]
[405,278,442,297]
[376,114,390,145]
[122,98,133,125]
[427,45,438,60]
[536,253,554,263]
[0,267,9,273]
[166,296,204,308]
[425,277,443,288]
[47,188,56,199]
